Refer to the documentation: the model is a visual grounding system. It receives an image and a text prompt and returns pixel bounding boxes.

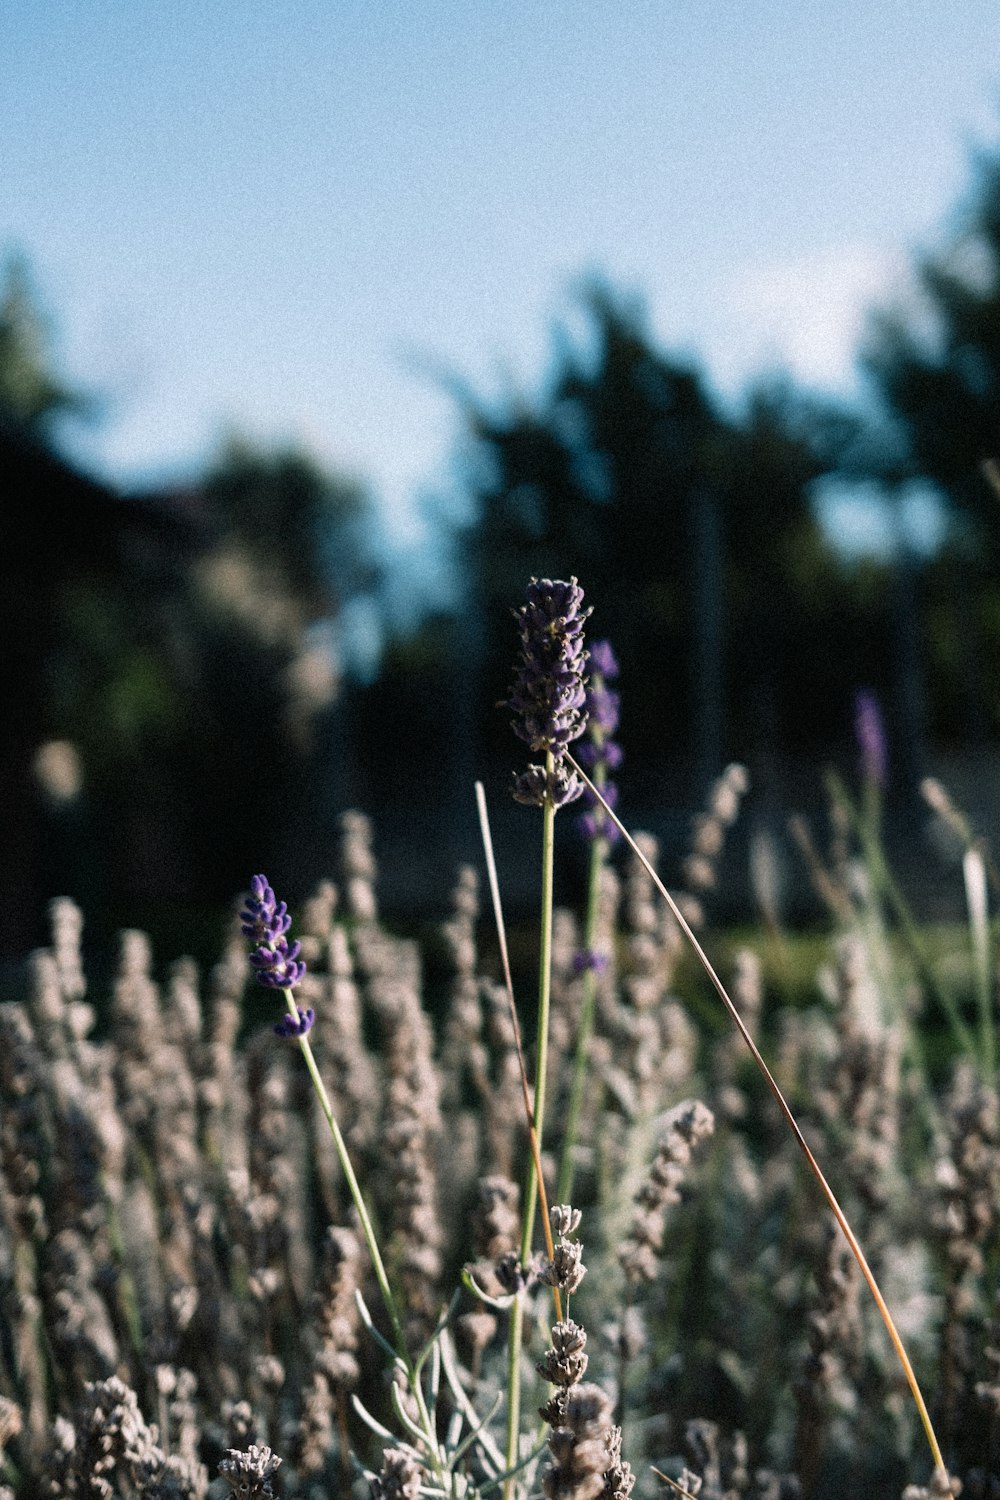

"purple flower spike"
[508,577,591,808]
[241,876,308,991]
[240,874,292,945]
[576,637,623,844]
[249,936,307,989]
[273,1006,315,1039]
[588,640,619,679]
[508,577,591,756]
[854,689,888,790]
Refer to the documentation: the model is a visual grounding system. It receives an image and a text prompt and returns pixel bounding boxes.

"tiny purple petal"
[588,640,619,678]
[572,949,610,975]
[854,689,888,789]
[273,1006,315,1038]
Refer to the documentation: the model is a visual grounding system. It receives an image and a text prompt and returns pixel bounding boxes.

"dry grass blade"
[651,1466,700,1500]
[566,751,949,1478]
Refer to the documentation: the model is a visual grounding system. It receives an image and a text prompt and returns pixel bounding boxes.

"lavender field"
[1,717,997,1498]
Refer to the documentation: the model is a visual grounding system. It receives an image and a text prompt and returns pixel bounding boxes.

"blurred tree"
[0,255,89,439]
[164,438,383,896]
[199,435,377,620]
[865,150,1000,547]
[0,255,383,957]
[456,283,865,806]
[45,436,384,916]
[864,140,1000,740]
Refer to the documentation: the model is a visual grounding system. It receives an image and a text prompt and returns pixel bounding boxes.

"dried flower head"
[537,1318,589,1387]
[541,1382,616,1500]
[370,1446,422,1500]
[576,637,623,843]
[541,1236,587,1295]
[508,577,591,807]
[219,1443,282,1497]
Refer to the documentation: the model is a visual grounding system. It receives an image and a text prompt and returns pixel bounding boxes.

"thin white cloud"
[704,244,908,393]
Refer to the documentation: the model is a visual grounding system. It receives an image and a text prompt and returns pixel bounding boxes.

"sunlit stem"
[565,753,949,1480]
[520,770,556,1259]
[282,990,444,1471]
[505,751,558,1498]
[474,782,560,1312]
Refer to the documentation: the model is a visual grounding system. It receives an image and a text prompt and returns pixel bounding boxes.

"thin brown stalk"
[566,752,949,1480]
[651,1466,700,1500]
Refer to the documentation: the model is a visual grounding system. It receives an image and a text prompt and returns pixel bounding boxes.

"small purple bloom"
[249,935,307,989]
[576,637,623,844]
[572,949,610,975]
[508,577,591,755]
[241,875,308,991]
[273,1006,315,1038]
[588,640,619,679]
[854,689,888,789]
[512,761,584,808]
[240,875,292,944]
[508,577,591,807]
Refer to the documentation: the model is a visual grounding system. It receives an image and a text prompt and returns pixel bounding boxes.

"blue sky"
[3,0,999,547]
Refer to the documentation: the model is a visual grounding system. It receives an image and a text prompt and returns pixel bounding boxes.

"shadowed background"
[4,0,1000,965]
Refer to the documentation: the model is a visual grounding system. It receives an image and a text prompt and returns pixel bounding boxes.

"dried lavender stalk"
[536,1208,634,1500]
[359,927,444,1341]
[682,764,750,906]
[792,1219,862,1494]
[619,1100,715,1286]
[291,1224,363,1478]
[932,1060,1000,1449]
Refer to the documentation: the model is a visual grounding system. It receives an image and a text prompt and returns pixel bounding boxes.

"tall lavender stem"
[504,578,590,1495]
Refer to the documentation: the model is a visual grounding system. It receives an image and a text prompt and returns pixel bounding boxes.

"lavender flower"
[272,1006,315,1039]
[854,689,888,790]
[240,875,307,990]
[576,638,622,843]
[508,577,590,807]
[571,950,609,975]
[240,875,292,945]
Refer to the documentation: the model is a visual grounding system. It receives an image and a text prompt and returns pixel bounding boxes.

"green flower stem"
[521,782,557,1257]
[556,831,606,1205]
[281,989,444,1472]
[505,754,558,1496]
[283,989,404,1348]
[504,1289,525,1500]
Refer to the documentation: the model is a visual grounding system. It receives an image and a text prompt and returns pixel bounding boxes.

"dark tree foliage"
[458,284,871,801]
[1,258,382,958]
[863,138,1000,741]
[200,435,378,616]
[0,255,90,440]
[865,149,1000,546]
